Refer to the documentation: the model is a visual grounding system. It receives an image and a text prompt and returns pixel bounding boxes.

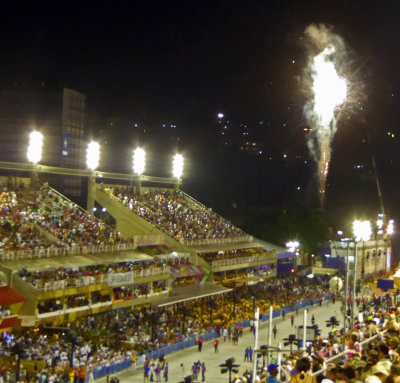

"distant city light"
[217,113,224,119]
[27,131,43,164]
[133,148,146,175]
[86,141,100,170]
[286,240,300,253]
[172,154,184,179]
[353,220,372,242]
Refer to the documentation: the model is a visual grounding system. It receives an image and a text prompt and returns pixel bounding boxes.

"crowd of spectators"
[35,185,123,247]
[0,275,332,379]
[0,182,131,253]
[0,306,11,318]
[18,259,168,289]
[0,190,46,252]
[105,186,246,242]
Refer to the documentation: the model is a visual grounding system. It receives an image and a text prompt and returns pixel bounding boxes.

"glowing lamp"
[217,113,224,119]
[353,220,372,242]
[27,131,43,164]
[172,154,184,179]
[86,141,100,170]
[387,220,395,235]
[133,148,145,175]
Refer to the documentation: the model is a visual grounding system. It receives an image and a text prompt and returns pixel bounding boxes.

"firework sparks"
[304,24,348,206]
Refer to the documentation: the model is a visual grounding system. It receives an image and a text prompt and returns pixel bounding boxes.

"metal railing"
[31,266,171,292]
[181,235,253,247]
[0,243,138,262]
[212,254,276,267]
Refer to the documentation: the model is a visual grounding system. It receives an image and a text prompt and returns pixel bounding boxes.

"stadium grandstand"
[0,175,277,332]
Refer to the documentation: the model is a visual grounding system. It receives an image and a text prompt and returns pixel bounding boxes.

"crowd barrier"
[181,236,253,247]
[0,243,138,262]
[89,295,331,380]
[29,267,171,292]
[212,255,276,268]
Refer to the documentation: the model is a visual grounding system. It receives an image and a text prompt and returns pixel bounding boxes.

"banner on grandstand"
[107,272,134,286]
[312,267,337,275]
[134,235,165,247]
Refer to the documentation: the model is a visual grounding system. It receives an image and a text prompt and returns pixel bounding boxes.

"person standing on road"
[282,310,285,320]
[249,346,253,362]
[198,337,204,352]
[273,325,277,339]
[291,315,294,327]
[163,363,168,382]
[144,365,150,382]
[311,315,315,325]
[214,338,219,353]
[244,347,249,362]
[223,327,228,342]
[201,362,206,382]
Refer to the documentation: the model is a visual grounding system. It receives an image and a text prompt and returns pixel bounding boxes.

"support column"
[87,176,96,215]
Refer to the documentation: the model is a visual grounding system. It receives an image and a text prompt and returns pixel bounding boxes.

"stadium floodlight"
[27,131,43,164]
[353,220,372,242]
[217,113,224,119]
[133,148,146,175]
[172,153,184,179]
[86,141,100,170]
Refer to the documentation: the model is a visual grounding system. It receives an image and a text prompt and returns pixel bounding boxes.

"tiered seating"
[0,184,129,254]
[105,186,247,242]
[35,185,123,246]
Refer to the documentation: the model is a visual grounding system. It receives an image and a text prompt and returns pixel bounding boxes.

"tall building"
[0,83,86,199]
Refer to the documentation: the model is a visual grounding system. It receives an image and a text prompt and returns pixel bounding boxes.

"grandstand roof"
[194,241,262,254]
[1,251,153,272]
[157,283,232,307]
[253,237,286,252]
[0,286,26,306]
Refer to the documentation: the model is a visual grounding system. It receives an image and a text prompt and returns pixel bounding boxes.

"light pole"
[352,220,372,328]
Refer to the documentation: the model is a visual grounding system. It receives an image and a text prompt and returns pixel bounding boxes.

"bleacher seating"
[104,186,247,243]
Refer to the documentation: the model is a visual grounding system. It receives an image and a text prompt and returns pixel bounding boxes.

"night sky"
[2,1,400,243]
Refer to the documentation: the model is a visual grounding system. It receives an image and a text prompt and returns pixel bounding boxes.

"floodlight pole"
[343,241,350,349]
[135,176,142,196]
[252,308,259,383]
[87,175,96,214]
[277,342,282,381]
[174,178,180,191]
[267,305,273,366]
[351,241,358,329]
[302,309,307,353]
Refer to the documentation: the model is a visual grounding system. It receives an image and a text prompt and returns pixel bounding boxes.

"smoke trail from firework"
[304,24,348,205]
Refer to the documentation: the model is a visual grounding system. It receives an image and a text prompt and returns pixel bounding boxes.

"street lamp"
[27,131,43,164]
[352,220,372,327]
[86,141,100,170]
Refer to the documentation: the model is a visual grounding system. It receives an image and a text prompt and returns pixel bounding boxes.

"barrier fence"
[32,267,171,292]
[212,255,276,268]
[0,243,138,262]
